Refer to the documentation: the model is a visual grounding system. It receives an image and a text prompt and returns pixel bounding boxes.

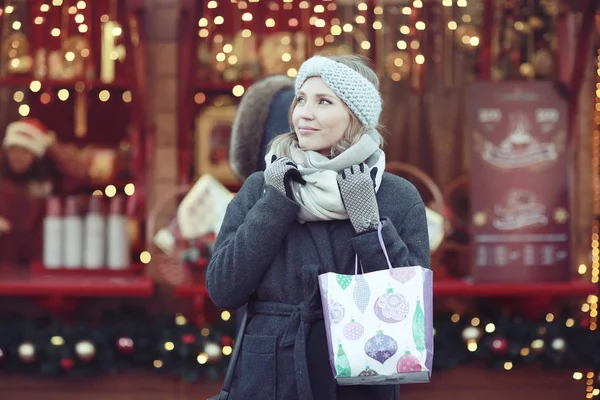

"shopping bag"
[318,224,433,385]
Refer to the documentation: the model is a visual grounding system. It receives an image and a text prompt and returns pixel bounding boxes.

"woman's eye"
[319,99,331,105]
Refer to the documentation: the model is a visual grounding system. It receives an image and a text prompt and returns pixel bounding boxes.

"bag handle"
[354,222,393,276]
[377,222,394,270]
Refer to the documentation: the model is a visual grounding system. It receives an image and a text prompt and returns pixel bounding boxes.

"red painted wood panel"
[0,365,585,400]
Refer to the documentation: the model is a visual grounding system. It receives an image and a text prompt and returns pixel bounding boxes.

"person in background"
[208,54,430,400]
[229,73,295,333]
[230,73,295,181]
[0,118,89,265]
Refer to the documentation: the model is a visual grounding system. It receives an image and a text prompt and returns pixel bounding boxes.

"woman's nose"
[299,104,315,120]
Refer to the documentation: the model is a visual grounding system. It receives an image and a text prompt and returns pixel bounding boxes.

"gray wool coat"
[206,170,430,400]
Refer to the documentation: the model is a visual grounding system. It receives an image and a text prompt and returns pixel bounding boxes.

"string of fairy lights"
[193,0,479,103]
[2,1,130,118]
[585,47,600,400]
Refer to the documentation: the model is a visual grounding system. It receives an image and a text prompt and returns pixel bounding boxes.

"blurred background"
[0,0,598,399]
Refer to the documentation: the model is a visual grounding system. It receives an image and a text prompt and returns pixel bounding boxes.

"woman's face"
[6,146,36,174]
[292,77,351,155]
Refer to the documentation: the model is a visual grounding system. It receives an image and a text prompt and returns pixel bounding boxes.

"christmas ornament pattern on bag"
[319,265,433,385]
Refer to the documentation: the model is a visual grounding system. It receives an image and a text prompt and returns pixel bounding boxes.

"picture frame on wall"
[195,104,239,185]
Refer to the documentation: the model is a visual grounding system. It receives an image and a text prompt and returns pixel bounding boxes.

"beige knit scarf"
[265,132,385,223]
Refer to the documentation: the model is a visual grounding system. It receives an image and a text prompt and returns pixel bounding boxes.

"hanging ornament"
[490,337,509,356]
[204,341,222,362]
[550,337,566,353]
[396,351,422,373]
[530,338,545,354]
[181,334,196,345]
[384,51,411,81]
[259,33,301,75]
[389,267,416,284]
[539,0,559,16]
[75,340,96,361]
[18,342,36,363]
[0,348,4,363]
[116,337,135,355]
[335,344,352,378]
[353,275,370,313]
[412,300,425,352]
[60,36,90,80]
[519,62,536,79]
[328,299,345,325]
[101,21,126,83]
[3,33,33,74]
[358,366,379,377]
[532,48,554,78]
[461,326,483,342]
[336,274,352,290]
[48,37,91,80]
[454,24,480,50]
[343,319,365,341]
[374,288,410,324]
[60,358,74,370]
[365,330,398,364]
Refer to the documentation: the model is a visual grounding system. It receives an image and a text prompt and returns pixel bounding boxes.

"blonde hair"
[268,54,384,159]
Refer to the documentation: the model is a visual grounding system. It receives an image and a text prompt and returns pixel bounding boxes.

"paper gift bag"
[318,225,433,386]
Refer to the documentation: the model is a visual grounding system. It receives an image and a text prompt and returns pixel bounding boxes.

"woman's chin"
[299,141,324,153]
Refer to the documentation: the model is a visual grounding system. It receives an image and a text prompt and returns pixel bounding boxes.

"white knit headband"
[294,56,382,129]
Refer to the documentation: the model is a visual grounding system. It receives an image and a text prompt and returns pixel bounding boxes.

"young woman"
[0,118,89,265]
[207,54,430,400]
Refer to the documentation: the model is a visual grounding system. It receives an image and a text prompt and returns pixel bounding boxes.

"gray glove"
[264,155,306,199]
[337,164,380,234]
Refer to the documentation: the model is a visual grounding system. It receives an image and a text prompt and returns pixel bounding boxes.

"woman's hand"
[264,155,306,199]
[337,164,380,234]
[0,216,11,233]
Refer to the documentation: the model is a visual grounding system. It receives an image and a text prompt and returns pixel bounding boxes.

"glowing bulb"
[57,89,70,101]
[140,251,152,264]
[232,85,245,97]
[13,91,24,102]
[18,104,30,116]
[124,183,135,195]
[99,90,110,102]
[122,91,132,103]
[104,184,117,197]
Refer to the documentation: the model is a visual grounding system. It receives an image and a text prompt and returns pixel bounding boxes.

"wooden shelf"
[0,266,153,297]
[193,79,254,94]
[434,279,597,298]
[0,76,131,90]
[173,283,207,298]
[171,280,597,300]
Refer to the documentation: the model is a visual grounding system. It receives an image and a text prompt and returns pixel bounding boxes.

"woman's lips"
[297,127,318,135]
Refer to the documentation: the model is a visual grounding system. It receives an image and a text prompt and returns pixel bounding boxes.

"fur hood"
[230,74,295,181]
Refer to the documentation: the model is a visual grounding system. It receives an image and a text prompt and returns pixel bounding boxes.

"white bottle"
[63,196,83,269]
[106,195,129,270]
[83,195,105,269]
[43,196,63,269]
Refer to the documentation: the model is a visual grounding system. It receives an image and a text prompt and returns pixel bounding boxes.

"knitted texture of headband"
[294,56,382,129]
